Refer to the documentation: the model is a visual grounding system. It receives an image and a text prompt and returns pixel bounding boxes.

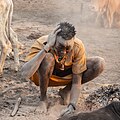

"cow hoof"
[0,73,3,78]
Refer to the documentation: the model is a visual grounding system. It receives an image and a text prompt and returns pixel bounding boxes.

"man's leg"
[59,56,105,105]
[82,56,105,84]
[59,82,72,105]
[37,53,55,111]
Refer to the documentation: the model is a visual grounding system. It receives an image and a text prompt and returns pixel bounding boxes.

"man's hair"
[57,22,76,40]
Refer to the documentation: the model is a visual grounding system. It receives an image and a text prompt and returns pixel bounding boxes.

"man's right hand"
[44,26,61,52]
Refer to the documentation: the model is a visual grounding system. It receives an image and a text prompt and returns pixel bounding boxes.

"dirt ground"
[0,0,120,120]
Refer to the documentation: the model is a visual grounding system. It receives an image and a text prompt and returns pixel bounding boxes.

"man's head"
[57,22,76,40]
[54,22,76,63]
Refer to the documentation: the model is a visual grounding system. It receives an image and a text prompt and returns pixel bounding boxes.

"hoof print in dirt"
[85,84,120,110]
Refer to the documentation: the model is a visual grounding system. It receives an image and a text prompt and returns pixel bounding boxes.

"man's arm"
[69,73,82,107]
[20,26,61,79]
[20,44,50,79]
[60,73,82,116]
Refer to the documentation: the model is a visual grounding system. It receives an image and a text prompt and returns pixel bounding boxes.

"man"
[21,22,105,116]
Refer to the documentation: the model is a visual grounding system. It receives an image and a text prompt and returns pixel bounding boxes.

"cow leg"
[0,11,10,76]
[109,13,114,28]
[102,11,108,28]
[0,39,8,77]
[95,12,105,27]
[9,28,20,71]
[95,12,101,24]
[107,9,114,28]
[5,0,20,71]
[0,45,8,77]
[6,40,13,57]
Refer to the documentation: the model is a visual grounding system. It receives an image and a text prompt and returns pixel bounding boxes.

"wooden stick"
[10,97,22,117]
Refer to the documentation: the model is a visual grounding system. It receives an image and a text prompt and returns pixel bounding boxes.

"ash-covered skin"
[53,22,76,64]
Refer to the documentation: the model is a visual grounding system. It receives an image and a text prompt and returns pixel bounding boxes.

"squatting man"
[21,22,105,116]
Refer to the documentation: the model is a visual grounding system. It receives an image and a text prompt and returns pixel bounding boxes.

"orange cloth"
[25,35,87,86]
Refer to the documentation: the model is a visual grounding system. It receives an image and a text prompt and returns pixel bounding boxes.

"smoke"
[13,0,96,30]
[48,0,95,31]
[52,0,83,26]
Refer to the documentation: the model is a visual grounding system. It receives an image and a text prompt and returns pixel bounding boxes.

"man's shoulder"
[74,37,84,49]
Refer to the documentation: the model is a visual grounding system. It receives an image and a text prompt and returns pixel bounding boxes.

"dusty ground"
[0,0,120,120]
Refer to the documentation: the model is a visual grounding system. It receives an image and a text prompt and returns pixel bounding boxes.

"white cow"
[0,0,21,77]
[90,0,109,27]
[90,0,120,28]
[106,0,120,28]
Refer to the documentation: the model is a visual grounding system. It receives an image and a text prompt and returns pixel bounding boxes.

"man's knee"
[82,56,105,83]
[39,53,55,73]
[93,56,105,74]
[44,53,55,63]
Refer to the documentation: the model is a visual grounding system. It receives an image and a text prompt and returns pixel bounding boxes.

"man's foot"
[35,101,47,114]
[58,88,70,105]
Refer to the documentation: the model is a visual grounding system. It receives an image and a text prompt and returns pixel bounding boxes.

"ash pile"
[85,84,120,111]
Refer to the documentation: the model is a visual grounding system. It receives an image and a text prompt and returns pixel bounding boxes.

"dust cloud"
[13,0,96,30]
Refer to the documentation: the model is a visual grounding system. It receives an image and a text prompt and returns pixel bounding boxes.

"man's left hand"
[60,104,75,117]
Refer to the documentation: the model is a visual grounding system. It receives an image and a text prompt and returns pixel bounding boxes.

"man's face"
[54,36,74,62]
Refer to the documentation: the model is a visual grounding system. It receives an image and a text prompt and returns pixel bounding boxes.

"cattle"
[0,0,22,77]
[58,101,120,120]
[90,0,108,27]
[107,0,120,28]
[90,0,120,28]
